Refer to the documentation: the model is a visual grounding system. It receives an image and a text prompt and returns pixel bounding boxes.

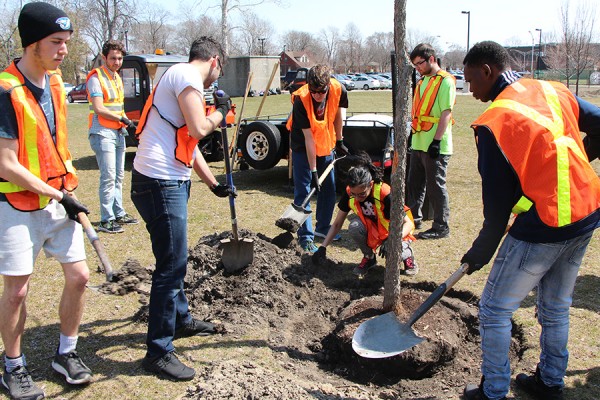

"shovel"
[275,156,340,233]
[352,263,470,358]
[217,92,254,273]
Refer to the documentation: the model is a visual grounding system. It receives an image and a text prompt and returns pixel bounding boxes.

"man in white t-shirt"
[131,36,234,381]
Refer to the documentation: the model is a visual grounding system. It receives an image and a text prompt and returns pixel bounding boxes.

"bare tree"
[173,15,221,56]
[0,0,20,70]
[233,11,275,55]
[280,30,315,52]
[71,0,136,55]
[365,32,394,72]
[319,26,341,68]
[342,23,364,72]
[130,5,172,53]
[384,0,411,313]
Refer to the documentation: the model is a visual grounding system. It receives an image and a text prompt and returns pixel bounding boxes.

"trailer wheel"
[239,121,282,170]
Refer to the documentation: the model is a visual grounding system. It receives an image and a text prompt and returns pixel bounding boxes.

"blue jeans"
[89,133,126,222]
[292,150,336,244]
[130,169,193,358]
[479,232,593,399]
[407,150,450,231]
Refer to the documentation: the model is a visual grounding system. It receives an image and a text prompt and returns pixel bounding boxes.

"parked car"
[351,75,380,90]
[453,74,465,90]
[67,83,88,103]
[371,74,392,89]
[332,74,355,91]
[63,83,74,98]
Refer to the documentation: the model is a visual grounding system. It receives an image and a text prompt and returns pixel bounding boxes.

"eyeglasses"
[349,185,370,198]
[216,56,224,77]
[309,85,329,95]
[413,58,428,68]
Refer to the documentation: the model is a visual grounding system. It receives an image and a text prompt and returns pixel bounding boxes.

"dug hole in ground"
[99,229,528,399]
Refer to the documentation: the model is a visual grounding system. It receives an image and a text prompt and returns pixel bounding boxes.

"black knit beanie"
[18,2,73,48]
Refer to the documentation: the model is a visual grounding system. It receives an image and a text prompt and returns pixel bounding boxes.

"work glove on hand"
[214,91,232,120]
[461,256,484,275]
[59,192,89,223]
[427,139,441,159]
[211,183,237,198]
[310,170,320,193]
[120,116,136,130]
[378,239,388,258]
[335,140,349,157]
[312,246,327,265]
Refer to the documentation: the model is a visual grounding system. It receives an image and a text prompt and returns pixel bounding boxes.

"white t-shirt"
[133,63,205,180]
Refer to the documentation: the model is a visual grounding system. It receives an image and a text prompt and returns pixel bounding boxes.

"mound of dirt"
[106,231,528,399]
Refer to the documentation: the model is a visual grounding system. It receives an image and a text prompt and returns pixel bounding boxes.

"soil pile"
[103,231,527,399]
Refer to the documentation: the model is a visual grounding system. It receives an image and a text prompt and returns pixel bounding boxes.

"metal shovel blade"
[221,237,254,273]
[275,202,311,233]
[352,264,470,359]
[352,311,424,358]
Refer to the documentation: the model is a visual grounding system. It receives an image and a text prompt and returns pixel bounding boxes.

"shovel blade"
[275,203,311,232]
[352,311,424,358]
[221,238,254,273]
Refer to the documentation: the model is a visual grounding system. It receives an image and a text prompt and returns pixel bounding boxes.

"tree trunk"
[383,0,411,314]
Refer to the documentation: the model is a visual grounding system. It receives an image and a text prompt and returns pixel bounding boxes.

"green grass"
[0,90,598,399]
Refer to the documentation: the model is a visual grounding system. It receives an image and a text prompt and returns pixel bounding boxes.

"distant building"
[279,50,315,77]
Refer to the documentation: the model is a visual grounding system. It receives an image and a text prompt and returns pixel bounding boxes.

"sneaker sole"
[314,232,341,241]
[116,220,139,225]
[52,361,92,385]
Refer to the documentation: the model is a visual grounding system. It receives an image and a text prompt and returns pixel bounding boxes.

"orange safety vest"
[86,66,125,129]
[286,79,342,156]
[135,72,200,168]
[411,70,455,133]
[0,62,78,211]
[472,78,600,227]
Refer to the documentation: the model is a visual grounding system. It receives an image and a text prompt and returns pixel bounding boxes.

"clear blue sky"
[163,0,598,49]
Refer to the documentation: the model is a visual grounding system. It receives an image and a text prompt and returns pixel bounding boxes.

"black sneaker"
[1,366,45,400]
[352,255,377,277]
[515,367,564,400]
[97,220,124,234]
[115,214,139,225]
[174,318,216,339]
[142,352,195,381]
[463,380,505,400]
[417,227,449,240]
[52,351,92,385]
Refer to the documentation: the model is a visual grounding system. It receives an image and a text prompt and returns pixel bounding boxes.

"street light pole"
[528,30,535,76]
[461,11,471,52]
[258,38,266,56]
[535,28,542,79]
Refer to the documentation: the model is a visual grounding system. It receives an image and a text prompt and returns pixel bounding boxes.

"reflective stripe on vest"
[473,79,600,227]
[411,70,455,133]
[0,63,78,211]
[348,182,390,249]
[135,69,200,168]
[285,79,342,156]
[87,66,124,129]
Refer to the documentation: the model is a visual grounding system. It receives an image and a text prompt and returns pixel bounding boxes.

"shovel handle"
[406,263,469,327]
[299,158,338,209]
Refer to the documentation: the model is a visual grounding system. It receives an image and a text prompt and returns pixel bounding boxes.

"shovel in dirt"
[352,263,470,358]
[217,91,254,273]
[275,156,343,233]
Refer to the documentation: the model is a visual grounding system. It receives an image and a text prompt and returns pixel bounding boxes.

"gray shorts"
[0,200,86,276]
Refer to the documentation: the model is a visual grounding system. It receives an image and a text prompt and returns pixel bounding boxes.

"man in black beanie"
[0,2,92,399]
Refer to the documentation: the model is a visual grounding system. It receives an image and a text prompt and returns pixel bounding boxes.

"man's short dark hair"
[189,36,225,63]
[410,43,436,62]
[307,64,331,89]
[102,40,126,57]
[463,41,510,69]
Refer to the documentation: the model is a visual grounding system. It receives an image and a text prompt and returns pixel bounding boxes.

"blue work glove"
[211,183,237,198]
[310,170,320,193]
[428,139,441,159]
[59,192,89,223]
